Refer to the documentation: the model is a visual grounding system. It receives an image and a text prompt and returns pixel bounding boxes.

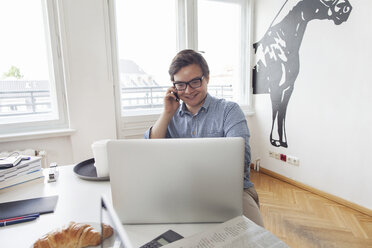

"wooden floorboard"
[250,170,372,248]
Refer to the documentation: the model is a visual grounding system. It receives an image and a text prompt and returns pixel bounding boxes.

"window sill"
[122,104,255,118]
[244,110,256,117]
[240,105,255,117]
[122,108,163,117]
[121,105,255,121]
[0,128,76,143]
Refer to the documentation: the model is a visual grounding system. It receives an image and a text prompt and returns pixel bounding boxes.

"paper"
[163,216,288,248]
[0,156,41,176]
[0,156,19,167]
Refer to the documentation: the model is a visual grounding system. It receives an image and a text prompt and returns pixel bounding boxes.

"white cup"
[91,139,110,178]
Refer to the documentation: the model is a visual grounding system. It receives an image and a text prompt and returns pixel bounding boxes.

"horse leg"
[277,85,294,148]
[269,93,281,147]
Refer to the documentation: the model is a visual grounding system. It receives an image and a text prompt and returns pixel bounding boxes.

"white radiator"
[0,149,48,168]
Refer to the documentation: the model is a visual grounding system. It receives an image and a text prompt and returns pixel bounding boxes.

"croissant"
[33,222,114,248]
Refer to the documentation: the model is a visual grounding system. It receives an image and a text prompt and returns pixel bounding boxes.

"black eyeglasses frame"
[173,76,204,91]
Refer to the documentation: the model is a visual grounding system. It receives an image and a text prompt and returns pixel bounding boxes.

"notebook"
[0,195,58,219]
[106,137,244,224]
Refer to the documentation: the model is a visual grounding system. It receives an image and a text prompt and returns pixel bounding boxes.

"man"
[144,49,264,227]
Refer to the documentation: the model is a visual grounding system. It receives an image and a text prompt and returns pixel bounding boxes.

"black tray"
[73,158,109,181]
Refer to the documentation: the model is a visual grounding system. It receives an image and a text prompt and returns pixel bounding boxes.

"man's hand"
[164,86,180,115]
[150,86,180,139]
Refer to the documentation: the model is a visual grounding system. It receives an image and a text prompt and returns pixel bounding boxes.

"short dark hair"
[168,49,210,81]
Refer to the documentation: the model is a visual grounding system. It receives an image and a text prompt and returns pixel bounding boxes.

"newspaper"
[163,216,288,248]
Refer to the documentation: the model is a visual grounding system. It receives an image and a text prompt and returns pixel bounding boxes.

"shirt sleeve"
[143,126,172,139]
[144,127,151,139]
[223,103,252,188]
[223,103,251,167]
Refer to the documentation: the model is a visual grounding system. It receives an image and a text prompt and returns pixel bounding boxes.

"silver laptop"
[106,137,244,224]
[100,195,133,248]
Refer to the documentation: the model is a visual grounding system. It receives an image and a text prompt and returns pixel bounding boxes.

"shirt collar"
[178,93,212,117]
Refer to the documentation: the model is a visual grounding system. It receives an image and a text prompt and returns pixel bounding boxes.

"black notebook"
[0,195,58,219]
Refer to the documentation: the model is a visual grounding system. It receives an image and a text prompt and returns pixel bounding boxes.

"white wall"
[61,0,117,162]
[249,0,372,210]
[0,0,117,165]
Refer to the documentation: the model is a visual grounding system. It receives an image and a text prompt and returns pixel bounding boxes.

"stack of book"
[0,156,44,190]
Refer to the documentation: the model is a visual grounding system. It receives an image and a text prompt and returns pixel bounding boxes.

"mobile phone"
[173,91,179,102]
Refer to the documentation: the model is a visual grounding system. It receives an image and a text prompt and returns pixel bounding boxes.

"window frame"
[0,0,69,136]
[107,0,254,138]
[189,0,254,110]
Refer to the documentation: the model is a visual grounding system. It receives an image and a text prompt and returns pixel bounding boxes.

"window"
[0,0,68,135]
[109,0,252,118]
[198,0,250,106]
[112,0,177,117]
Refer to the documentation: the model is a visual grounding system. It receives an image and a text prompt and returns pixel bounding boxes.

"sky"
[115,0,177,84]
[0,0,49,80]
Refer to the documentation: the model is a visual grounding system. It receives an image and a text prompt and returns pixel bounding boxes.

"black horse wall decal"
[252,0,352,148]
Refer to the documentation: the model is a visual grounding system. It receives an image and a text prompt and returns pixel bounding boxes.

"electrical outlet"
[287,155,300,166]
[287,156,294,164]
[280,154,287,162]
[269,151,274,158]
[274,152,280,160]
[292,157,300,166]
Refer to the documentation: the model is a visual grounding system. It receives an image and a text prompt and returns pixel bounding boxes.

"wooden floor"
[250,170,372,248]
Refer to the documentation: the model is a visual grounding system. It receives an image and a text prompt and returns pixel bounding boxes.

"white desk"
[0,165,217,247]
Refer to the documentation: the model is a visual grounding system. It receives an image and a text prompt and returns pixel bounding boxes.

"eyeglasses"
[173,76,204,91]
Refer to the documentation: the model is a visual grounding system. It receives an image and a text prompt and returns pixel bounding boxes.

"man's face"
[173,64,208,113]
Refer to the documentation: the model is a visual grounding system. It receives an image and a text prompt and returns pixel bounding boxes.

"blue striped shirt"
[145,93,252,188]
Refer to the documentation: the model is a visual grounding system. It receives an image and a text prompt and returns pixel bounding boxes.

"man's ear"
[205,76,210,84]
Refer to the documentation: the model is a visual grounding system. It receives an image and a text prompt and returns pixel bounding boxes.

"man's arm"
[150,112,174,138]
[224,103,251,166]
[148,87,180,139]
[223,103,252,188]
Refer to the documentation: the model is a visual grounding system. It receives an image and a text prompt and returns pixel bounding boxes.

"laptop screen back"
[107,137,244,224]
[100,195,133,248]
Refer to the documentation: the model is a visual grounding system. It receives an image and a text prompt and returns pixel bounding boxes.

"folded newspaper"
[164,216,288,248]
